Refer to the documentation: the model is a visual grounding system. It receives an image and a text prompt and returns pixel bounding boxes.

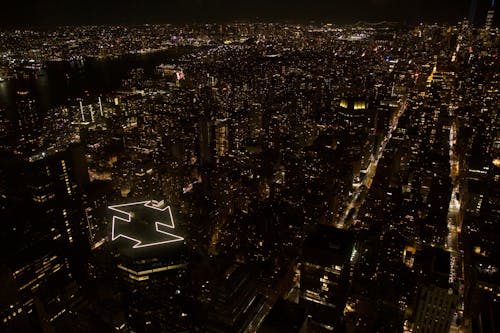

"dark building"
[109,200,189,332]
[258,298,307,333]
[0,145,89,332]
[413,247,458,333]
[485,3,495,28]
[115,248,189,333]
[300,225,355,331]
[337,97,376,183]
[206,263,267,333]
[464,158,500,329]
[468,0,495,26]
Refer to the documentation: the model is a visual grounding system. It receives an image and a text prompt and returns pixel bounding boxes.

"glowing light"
[354,101,366,110]
[109,200,184,249]
[175,70,185,81]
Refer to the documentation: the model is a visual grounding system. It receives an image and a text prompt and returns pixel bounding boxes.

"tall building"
[0,145,88,332]
[485,6,495,29]
[338,97,376,183]
[109,200,189,332]
[206,264,267,333]
[115,248,189,333]
[465,158,500,331]
[413,247,458,333]
[338,98,373,133]
[300,225,355,331]
[468,0,495,26]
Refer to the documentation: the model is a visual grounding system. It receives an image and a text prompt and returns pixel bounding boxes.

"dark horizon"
[1,0,498,29]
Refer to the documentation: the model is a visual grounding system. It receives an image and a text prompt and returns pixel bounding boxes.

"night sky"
[0,0,497,27]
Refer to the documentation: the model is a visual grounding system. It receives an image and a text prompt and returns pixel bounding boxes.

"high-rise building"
[413,247,458,333]
[464,158,500,330]
[485,1,495,28]
[468,0,495,26]
[338,97,376,184]
[115,248,189,333]
[109,200,189,332]
[206,264,267,333]
[338,98,373,133]
[300,225,355,331]
[0,145,88,332]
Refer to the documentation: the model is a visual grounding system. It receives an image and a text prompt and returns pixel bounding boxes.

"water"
[0,47,193,121]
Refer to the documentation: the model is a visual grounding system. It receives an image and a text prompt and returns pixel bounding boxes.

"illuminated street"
[337,95,408,229]
[447,107,468,333]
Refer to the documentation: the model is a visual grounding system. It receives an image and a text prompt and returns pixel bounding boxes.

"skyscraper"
[300,225,355,331]
[485,1,495,28]
[0,145,88,332]
[413,247,458,333]
[109,200,189,332]
[206,264,267,333]
[468,0,496,26]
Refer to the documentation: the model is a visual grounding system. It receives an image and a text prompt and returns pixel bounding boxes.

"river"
[0,47,194,122]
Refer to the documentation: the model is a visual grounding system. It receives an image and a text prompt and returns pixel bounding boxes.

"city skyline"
[0,4,498,333]
[1,0,498,28]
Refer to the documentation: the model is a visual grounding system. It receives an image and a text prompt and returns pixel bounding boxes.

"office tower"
[338,97,376,183]
[206,264,267,333]
[467,244,500,332]
[0,145,88,332]
[485,6,495,28]
[115,248,189,332]
[25,145,89,246]
[0,144,88,249]
[110,200,189,332]
[464,157,500,330]
[338,98,374,133]
[300,225,355,331]
[413,247,458,333]
[468,0,495,26]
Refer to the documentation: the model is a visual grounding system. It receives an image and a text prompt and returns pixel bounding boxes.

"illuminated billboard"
[109,200,184,249]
